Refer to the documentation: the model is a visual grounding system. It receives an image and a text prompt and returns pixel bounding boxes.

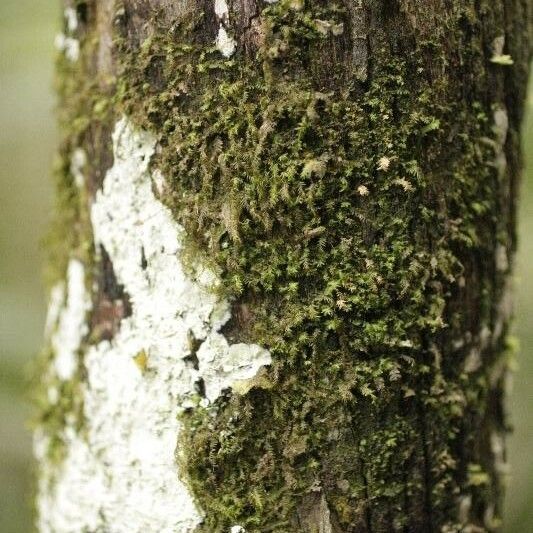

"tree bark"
[36,1,531,532]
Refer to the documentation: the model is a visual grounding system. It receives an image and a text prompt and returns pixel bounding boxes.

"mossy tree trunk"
[36,0,531,532]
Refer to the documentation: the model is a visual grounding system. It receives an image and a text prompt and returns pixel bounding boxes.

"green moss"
[108,1,514,529]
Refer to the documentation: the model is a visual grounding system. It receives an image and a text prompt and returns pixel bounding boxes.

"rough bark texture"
[36,0,531,532]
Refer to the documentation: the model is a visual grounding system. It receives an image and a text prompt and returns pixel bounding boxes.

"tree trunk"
[35,1,531,532]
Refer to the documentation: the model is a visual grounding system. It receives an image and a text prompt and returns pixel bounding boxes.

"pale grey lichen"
[70,148,87,189]
[214,0,237,57]
[50,259,91,381]
[54,7,81,62]
[54,33,80,62]
[64,7,78,33]
[35,117,272,532]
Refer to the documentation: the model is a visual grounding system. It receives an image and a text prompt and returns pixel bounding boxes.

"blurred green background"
[1,1,57,532]
[0,1,530,531]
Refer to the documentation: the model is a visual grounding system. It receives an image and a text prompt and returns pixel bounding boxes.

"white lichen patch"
[216,26,237,58]
[54,7,81,62]
[215,0,237,57]
[44,283,66,338]
[64,7,79,33]
[196,335,271,403]
[214,0,230,19]
[36,117,271,532]
[70,148,87,188]
[51,259,91,381]
[54,33,80,62]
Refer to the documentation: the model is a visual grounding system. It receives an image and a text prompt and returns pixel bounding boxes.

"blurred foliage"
[0,1,530,531]
[506,85,533,531]
[0,1,57,531]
